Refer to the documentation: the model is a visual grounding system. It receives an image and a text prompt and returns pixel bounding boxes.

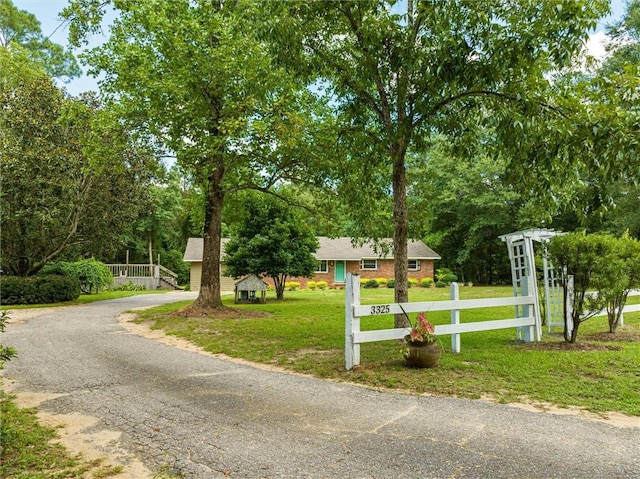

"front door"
[334,260,346,283]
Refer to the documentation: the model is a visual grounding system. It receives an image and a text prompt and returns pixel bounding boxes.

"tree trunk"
[191,159,225,310]
[274,274,287,300]
[392,143,410,328]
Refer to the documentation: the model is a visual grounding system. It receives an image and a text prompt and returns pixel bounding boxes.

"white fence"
[106,264,179,290]
[344,273,539,370]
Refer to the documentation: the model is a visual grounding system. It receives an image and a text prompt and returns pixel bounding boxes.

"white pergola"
[499,229,564,340]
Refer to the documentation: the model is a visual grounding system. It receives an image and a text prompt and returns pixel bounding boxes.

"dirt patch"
[170,304,270,319]
[583,331,640,342]
[2,306,71,325]
[501,398,640,429]
[516,327,639,351]
[3,383,153,479]
[518,341,623,352]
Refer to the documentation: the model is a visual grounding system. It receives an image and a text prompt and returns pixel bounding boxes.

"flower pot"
[404,336,441,368]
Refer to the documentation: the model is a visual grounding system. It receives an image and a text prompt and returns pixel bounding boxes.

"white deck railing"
[106,264,178,287]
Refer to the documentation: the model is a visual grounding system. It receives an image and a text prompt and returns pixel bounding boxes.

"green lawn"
[137,286,640,416]
[1,287,637,477]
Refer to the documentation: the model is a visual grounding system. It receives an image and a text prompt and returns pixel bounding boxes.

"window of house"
[316,260,328,273]
[360,259,378,270]
[408,259,420,271]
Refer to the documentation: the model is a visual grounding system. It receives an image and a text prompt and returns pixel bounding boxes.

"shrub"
[42,259,113,294]
[435,280,447,288]
[363,279,379,288]
[307,281,317,290]
[386,279,395,288]
[286,281,300,291]
[0,275,81,305]
[110,281,147,291]
[408,278,418,288]
[420,278,434,288]
[316,281,328,290]
[1,311,17,365]
[376,278,388,286]
[435,268,458,285]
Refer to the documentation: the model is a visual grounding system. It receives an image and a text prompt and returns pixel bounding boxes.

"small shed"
[234,274,268,304]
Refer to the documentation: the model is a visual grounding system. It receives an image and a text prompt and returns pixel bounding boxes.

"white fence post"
[450,282,460,353]
[345,273,361,370]
[518,275,535,342]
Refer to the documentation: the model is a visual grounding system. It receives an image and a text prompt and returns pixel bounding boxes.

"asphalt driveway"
[2,292,639,478]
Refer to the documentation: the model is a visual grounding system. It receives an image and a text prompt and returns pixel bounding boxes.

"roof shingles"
[184,237,439,262]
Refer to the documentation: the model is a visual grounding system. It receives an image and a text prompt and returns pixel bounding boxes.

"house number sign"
[370,305,391,315]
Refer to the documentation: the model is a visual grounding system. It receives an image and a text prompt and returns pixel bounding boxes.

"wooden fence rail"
[344,273,538,370]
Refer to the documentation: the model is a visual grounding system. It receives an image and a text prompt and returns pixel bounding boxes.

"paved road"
[2,293,639,478]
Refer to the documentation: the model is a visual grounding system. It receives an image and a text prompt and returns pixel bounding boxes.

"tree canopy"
[224,193,319,300]
[64,0,322,310]
[267,0,610,325]
[0,0,80,80]
[0,71,156,275]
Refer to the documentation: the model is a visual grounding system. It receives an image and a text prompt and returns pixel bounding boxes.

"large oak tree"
[64,0,320,311]
[268,0,610,326]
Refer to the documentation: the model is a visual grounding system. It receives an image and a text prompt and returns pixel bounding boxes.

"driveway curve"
[2,292,639,478]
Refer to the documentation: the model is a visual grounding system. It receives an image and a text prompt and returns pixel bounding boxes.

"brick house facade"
[183,237,440,291]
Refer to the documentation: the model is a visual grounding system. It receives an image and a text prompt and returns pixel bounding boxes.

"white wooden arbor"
[499,229,563,339]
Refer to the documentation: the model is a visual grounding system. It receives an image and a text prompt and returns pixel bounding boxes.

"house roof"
[315,236,439,260]
[183,237,440,262]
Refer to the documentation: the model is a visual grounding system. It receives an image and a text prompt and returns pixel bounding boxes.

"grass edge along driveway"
[137,286,640,418]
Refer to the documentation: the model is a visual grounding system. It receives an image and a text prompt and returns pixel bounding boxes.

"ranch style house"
[183,236,440,292]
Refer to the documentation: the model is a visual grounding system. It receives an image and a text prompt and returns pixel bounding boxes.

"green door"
[334,261,346,283]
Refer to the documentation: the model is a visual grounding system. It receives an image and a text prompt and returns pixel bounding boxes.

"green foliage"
[307,281,317,290]
[435,268,458,285]
[386,279,396,288]
[413,139,530,284]
[408,278,419,288]
[589,233,640,333]
[316,281,328,290]
[286,281,300,291]
[0,0,81,80]
[267,0,609,308]
[435,281,447,288]
[420,278,434,288]
[224,192,319,300]
[63,0,322,310]
[109,281,147,292]
[0,75,156,276]
[363,279,379,289]
[0,275,81,305]
[547,232,612,342]
[0,311,17,365]
[375,278,388,286]
[42,259,113,294]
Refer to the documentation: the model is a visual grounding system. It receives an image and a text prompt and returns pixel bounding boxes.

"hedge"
[0,275,81,305]
[41,259,112,294]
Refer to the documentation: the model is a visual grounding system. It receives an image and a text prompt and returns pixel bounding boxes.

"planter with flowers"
[403,311,441,368]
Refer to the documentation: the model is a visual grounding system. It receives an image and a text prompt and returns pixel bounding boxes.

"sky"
[12,0,629,97]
